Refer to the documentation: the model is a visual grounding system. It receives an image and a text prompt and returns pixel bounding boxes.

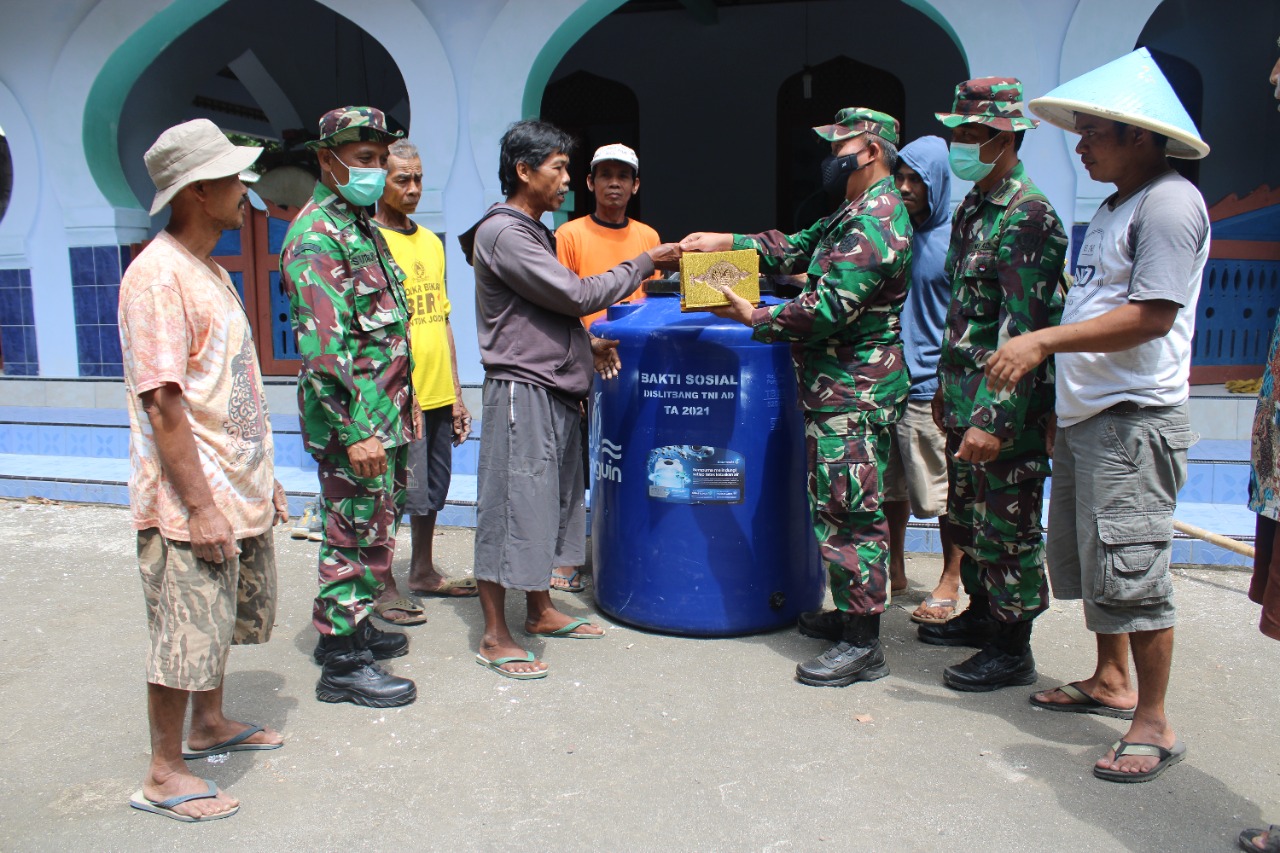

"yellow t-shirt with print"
[377,223,455,410]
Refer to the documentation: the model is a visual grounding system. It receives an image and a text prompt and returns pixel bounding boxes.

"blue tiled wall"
[0,268,37,375]
[70,245,128,377]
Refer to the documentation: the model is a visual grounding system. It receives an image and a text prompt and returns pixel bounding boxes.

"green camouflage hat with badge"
[813,108,901,145]
[305,106,403,150]
[936,78,1039,132]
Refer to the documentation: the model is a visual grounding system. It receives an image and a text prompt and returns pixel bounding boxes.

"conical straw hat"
[1029,48,1209,159]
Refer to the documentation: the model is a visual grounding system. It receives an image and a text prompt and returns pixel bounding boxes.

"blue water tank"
[588,285,823,636]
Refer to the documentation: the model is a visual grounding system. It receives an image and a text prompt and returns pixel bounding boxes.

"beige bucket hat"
[144,119,262,215]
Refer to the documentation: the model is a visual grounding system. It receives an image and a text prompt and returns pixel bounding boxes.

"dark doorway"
[776,55,905,231]
[0,132,11,227]
[541,70,642,223]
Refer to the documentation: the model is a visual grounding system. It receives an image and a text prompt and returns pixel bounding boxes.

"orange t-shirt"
[555,215,660,330]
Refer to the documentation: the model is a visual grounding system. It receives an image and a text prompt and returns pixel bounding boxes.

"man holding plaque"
[682,108,912,687]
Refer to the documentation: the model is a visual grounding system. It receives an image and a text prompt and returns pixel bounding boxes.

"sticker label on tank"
[646,445,744,504]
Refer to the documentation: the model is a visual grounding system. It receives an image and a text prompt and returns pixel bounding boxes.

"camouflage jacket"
[938,162,1066,439]
[280,182,415,457]
[738,175,912,424]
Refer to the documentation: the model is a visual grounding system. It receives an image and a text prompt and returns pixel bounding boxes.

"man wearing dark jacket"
[460,120,678,679]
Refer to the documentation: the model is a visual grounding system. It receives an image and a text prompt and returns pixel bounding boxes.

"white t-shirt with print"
[1056,171,1209,428]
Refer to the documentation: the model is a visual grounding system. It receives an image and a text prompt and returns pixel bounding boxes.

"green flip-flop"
[527,617,604,639]
[475,650,548,680]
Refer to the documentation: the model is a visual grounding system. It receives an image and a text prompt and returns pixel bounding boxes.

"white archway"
[317,0,458,232]
[468,0,624,206]
[49,0,224,246]
[1056,0,1164,223]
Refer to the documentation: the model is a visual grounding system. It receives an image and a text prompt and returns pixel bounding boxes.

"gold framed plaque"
[679,249,760,312]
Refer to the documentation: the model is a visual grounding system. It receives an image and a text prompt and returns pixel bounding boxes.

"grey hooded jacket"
[460,204,655,403]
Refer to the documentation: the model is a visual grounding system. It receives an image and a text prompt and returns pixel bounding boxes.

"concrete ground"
[2,499,1277,852]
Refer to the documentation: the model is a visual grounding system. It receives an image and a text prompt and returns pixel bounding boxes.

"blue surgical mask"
[948,137,998,182]
[332,153,387,207]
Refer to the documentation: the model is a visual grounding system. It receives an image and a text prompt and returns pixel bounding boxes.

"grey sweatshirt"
[459,203,655,403]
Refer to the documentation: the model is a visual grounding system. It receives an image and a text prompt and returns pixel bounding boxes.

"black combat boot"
[795,613,889,687]
[312,618,409,664]
[917,591,998,648]
[942,619,1037,692]
[355,617,409,659]
[797,609,849,642]
[316,646,417,707]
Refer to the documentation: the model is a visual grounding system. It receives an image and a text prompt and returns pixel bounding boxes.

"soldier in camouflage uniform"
[280,106,419,707]
[683,108,912,687]
[917,79,1067,693]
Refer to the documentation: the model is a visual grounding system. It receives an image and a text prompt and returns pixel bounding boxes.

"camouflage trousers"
[943,427,1050,623]
[315,444,408,636]
[138,527,277,692]
[805,412,892,615]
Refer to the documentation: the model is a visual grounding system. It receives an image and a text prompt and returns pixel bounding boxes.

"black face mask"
[820,148,868,194]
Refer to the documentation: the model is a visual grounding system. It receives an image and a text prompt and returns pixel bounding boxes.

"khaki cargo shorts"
[138,528,277,691]
[1046,403,1193,634]
[883,398,949,518]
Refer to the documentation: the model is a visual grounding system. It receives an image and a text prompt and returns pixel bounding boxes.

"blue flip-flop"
[475,650,548,679]
[129,778,238,822]
[183,724,282,760]
[527,617,604,639]
[550,570,586,593]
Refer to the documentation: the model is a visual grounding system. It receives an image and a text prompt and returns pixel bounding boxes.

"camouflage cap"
[305,106,403,150]
[813,108,901,146]
[935,78,1039,132]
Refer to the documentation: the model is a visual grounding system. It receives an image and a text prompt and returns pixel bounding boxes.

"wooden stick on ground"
[1173,519,1256,559]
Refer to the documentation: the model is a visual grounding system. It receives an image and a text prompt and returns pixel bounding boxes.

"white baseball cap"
[590,143,639,174]
[144,119,263,215]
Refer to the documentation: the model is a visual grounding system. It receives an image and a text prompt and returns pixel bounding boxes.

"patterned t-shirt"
[119,231,275,540]
[1250,314,1280,521]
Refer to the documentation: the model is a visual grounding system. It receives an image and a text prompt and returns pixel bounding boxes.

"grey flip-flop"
[183,724,282,760]
[129,779,238,822]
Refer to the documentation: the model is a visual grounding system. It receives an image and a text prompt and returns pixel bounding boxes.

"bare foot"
[1032,678,1136,712]
[187,719,284,753]
[1095,719,1176,777]
[142,769,239,820]
[525,608,604,637]
[478,639,548,676]
[889,563,907,594]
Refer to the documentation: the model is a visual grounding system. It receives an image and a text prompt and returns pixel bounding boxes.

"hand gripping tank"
[588,281,822,636]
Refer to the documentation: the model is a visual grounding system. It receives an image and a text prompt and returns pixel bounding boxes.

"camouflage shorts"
[138,528,277,691]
